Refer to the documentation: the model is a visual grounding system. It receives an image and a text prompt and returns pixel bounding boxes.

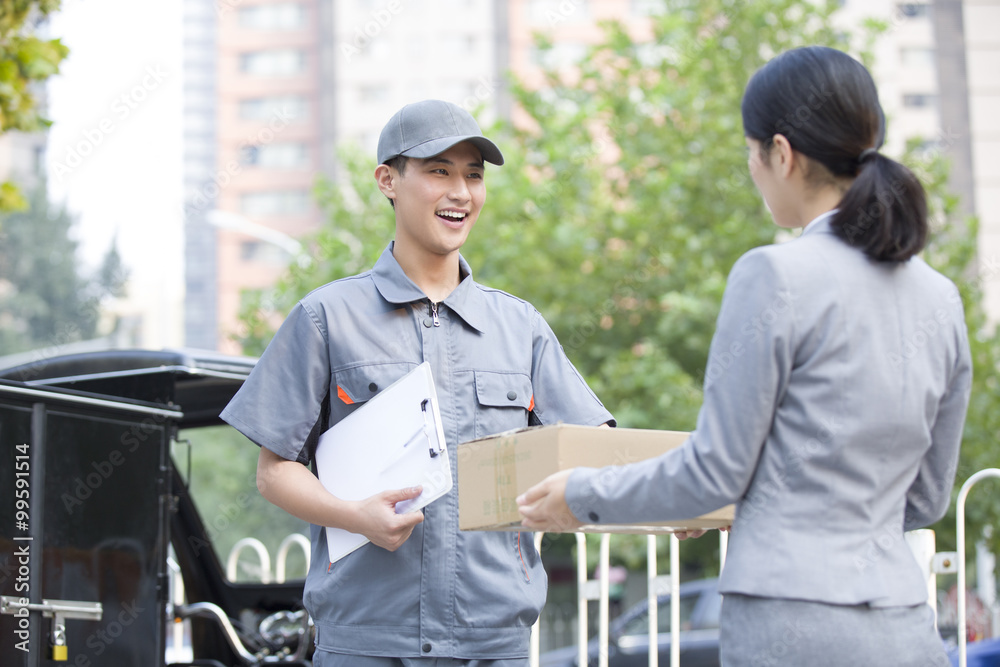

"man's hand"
[353,486,425,551]
[516,469,582,533]
[256,448,424,551]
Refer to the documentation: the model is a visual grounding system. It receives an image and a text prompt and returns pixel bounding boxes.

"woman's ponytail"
[831,151,928,262]
[742,46,929,263]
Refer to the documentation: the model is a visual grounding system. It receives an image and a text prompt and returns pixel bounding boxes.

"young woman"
[518,46,972,666]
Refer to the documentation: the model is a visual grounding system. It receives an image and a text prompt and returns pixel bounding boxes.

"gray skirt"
[720,594,951,667]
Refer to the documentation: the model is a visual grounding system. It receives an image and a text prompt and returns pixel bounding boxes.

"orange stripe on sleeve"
[529,395,534,411]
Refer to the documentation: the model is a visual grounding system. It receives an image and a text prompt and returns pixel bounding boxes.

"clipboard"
[314,362,452,563]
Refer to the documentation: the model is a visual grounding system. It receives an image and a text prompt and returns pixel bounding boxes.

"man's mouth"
[436,210,468,225]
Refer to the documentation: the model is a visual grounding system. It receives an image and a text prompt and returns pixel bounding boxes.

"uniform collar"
[800,208,838,237]
[371,242,487,333]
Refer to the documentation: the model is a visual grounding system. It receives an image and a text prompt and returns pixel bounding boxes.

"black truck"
[1,349,314,667]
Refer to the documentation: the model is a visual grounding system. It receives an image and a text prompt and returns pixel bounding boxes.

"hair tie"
[858,147,879,164]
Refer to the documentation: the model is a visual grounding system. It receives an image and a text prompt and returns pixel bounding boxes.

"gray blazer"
[567,211,972,607]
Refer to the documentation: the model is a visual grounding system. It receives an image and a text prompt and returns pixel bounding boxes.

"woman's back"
[720,213,971,607]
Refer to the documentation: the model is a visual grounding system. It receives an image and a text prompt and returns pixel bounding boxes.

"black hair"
[741,46,927,262]
[382,155,408,209]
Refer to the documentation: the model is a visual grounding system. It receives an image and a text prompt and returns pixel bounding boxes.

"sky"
[46,0,185,320]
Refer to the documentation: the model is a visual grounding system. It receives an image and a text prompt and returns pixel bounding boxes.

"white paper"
[313,362,452,563]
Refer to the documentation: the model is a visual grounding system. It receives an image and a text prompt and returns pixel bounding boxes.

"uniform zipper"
[430,301,441,327]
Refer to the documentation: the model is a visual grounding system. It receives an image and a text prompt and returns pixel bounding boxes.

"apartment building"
[183,0,999,352]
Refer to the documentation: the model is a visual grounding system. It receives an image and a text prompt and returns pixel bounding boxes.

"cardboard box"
[458,424,734,533]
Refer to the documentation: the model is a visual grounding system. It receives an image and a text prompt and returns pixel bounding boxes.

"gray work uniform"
[222,242,614,659]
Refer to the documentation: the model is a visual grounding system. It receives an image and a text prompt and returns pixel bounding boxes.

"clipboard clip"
[420,399,444,458]
[389,399,442,466]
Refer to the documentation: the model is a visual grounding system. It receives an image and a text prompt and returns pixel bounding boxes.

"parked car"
[540,577,721,667]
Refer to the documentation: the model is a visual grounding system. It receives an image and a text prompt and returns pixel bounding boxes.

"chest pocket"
[474,370,533,439]
[330,362,417,423]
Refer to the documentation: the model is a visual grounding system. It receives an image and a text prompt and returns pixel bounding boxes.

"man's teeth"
[437,211,465,219]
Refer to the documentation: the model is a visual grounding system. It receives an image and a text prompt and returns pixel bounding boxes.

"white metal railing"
[276,533,312,583]
[530,531,722,667]
[225,533,311,584]
[227,537,272,583]
[166,555,190,662]
[528,520,986,667]
[956,468,1000,667]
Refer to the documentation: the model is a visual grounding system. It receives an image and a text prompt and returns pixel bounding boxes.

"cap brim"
[400,135,504,166]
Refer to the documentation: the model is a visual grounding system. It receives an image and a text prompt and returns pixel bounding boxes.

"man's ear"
[374,163,397,202]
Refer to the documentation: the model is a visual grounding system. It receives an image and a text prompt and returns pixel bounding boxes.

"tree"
[0,180,126,355]
[0,0,68,212]
[237,0,998,571]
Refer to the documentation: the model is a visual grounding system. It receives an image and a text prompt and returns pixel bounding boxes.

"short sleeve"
[528,309,615,427]
[220,302,331,463]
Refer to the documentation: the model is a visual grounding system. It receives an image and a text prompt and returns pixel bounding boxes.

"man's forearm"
[256,446,358,530]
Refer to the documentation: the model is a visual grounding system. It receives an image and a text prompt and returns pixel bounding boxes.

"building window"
[897,3,930,18]
[240,143,309,169]
[240,240,291,265]
[241,191,311,217]
[902,93,937,108]
[900,47,935,69]
[238,4,306,29]
[239,95,308,122]
[239,50,305,76]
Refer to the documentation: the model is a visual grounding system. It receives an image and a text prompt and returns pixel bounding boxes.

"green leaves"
[0,0,68,214]
[0,180,123,355]
[234,0,997,567]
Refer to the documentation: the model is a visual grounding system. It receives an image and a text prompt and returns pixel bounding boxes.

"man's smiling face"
[387,141,486,261]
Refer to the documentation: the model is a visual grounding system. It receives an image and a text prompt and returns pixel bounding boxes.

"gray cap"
[377,99,504,166]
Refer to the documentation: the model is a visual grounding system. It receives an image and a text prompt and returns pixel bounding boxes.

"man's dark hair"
[382,156,408,209]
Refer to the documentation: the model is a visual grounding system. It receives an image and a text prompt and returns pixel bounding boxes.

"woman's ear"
[374,164,396,201]
[770,133,796,179]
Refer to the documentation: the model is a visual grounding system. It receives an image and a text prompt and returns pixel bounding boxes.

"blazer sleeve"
[903,299,972,531]
[566,248,795,524]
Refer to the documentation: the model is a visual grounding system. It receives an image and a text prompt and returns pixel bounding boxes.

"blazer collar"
[371,242,487,333]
